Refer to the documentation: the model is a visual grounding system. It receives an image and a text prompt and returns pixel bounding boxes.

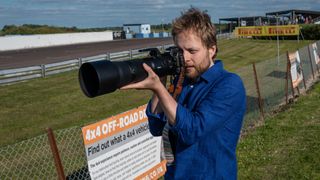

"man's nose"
[183,52,191,63]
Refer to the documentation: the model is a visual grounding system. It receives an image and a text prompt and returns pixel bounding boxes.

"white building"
[123,24,151,34]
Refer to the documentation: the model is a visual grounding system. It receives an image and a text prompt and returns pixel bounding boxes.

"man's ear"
[208,45,217,60]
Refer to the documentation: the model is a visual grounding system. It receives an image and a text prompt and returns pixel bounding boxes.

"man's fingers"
[143,63,151,70]
[120,63,158,90]
[143,63,155,75]
[120,79,146,90]
[120,83,139,90]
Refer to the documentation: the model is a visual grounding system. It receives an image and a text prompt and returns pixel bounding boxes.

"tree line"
[0,24,173,36]
[0,24,123,36]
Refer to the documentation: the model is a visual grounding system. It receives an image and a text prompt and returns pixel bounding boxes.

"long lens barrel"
[79,56,175,98]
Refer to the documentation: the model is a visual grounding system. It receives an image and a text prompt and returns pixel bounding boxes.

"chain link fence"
[0,133,57,179]
[1,40,319,179]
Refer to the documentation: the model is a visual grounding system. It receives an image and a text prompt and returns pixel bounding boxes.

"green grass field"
[238,81,320,179]
[0,38,313,146]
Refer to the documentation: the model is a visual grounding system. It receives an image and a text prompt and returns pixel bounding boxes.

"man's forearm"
[150,76,170,115]
[150,94,162,114]
[152,83,177,125]
[119,64,176,124]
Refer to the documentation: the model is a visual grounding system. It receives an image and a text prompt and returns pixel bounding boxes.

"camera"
[79,47,184,98]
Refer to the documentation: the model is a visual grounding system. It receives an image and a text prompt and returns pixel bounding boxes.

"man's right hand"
[120,63,163,92]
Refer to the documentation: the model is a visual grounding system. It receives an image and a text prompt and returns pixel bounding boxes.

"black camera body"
[79,47,183,98]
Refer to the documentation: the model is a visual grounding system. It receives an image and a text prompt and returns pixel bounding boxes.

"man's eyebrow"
[186,47,198,51]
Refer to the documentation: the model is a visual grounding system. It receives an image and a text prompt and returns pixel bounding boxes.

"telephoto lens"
[79,48,182,98]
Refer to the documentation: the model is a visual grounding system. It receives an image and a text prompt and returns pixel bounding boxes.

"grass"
[0,38,314,146]
[0,71,152,146]
[237,81,320,179]
[217,38,311,71]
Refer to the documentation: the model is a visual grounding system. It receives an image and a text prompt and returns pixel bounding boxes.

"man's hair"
[172,7,218,58]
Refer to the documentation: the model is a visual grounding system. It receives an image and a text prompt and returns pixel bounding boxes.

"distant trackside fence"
[0,33,234,85]
[0,38,319,179]
[0,45,172,85]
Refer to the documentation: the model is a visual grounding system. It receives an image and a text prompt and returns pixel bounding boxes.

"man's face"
[175,30,216,81]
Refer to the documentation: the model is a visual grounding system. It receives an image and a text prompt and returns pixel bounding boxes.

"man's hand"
[120,63,177,125]
[120,63,162,92]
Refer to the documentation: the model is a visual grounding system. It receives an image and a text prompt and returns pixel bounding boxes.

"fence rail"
[0,44,174,85]
[1,38,319,179]
[0,33,235,85]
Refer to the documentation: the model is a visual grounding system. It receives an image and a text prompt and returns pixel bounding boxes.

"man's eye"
[189,50,197,54]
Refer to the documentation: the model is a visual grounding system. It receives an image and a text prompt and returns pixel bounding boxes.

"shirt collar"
[183,60,224,85]
[199,60,224,83]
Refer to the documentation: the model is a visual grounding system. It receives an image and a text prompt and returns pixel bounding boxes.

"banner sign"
[288,51,303,88]
[312,43,320,65]
[82,104,166,180]
[235,25,299,37]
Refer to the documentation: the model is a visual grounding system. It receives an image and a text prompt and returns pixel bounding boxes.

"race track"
[0,37,173,69]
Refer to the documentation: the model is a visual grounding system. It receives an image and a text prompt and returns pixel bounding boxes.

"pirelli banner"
[235,25,299,37]
[82,104,166,180]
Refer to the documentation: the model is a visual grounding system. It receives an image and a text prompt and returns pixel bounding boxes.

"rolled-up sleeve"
[146,101,167,136]
[171,75,246,145]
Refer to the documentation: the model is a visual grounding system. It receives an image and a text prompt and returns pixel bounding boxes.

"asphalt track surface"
[0,37,173,70]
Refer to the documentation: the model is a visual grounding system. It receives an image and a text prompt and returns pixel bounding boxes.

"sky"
[0,0,320,29]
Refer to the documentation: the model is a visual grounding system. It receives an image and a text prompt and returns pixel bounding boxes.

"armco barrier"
[0,33,235,85]
[0,44,173,85]
[0,39,319,179]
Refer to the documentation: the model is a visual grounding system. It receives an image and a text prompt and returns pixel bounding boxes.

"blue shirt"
[146,60,246,179]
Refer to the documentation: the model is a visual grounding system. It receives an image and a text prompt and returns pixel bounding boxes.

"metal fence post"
[78,58,82,68]
[107,53,111,61]
[47,128,65,180]
[41,64,46,78]
[252,62,264,120]
[307,45,315,80]
[285,53,289,104]
[129,49,133,59]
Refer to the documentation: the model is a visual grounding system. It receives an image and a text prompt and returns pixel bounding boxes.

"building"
[218,9,320,33]
[123,24,151,34]
[218,16,277,33]
[266,9,320,25]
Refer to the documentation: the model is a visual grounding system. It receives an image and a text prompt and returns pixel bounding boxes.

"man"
[121,8,246,179]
